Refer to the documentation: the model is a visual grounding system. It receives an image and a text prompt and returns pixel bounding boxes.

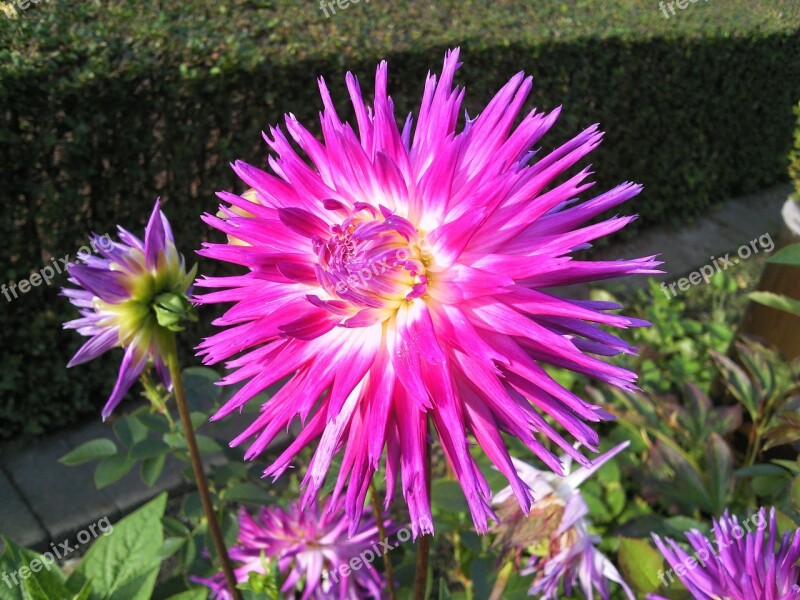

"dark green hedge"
[791,101,800,198]
[1,0,799,439]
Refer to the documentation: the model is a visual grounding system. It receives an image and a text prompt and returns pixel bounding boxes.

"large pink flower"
[196,49,659,535]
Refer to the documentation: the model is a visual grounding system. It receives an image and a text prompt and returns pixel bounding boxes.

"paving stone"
[0,426,121,546]
[0,469,47,551]
[594,183,790,286]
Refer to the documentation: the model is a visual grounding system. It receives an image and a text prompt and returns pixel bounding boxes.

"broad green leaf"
[182,367,222,409]
[157,537,186,560]
[140,454,166,487]
[189,412,208,430]
[0,537,69,600]
[73,493,166,600]
[113,418,148,449]
[130,439,169,460]
[617,537,663,594]
[164,433,220,454]
[59,439,117,466]
[138,413,172,434]
[94,454,135,489]
[749,291,800,317]
[162,517,190,537]
[752,473,790,498]
[767,243,800,265]
[195,435,221,454]
[223,482,272,505]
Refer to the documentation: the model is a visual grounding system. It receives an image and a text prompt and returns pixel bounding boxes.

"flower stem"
[488,560,514,600]
[165,336,240,600]
[413,441,432,600]
[370,480,397,600]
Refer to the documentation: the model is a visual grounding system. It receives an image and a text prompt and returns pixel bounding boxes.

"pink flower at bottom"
[193,499,391,600]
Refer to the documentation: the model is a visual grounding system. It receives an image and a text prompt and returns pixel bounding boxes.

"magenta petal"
[196,49,657,536]
[144,198,167,270]
[67,264,129,303]
[102,343,148,421]
[67,327,120,367]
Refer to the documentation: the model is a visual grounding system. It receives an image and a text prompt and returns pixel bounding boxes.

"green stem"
[165,335,241,600]
[413,441,432,600]
[744,424,763,467]
[370,480,397,600]
[488,560,514,600]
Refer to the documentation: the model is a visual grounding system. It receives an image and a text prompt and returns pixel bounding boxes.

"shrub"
[790,101,800,198]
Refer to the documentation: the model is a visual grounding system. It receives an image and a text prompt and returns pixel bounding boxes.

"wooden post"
[737,199,800,360]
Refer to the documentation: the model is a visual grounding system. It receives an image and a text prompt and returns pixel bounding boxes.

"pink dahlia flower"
[492,442,634,600]
[649,507,800,600]
[193,499,391,600]
[196,49,659,534]
[63,199,196,419]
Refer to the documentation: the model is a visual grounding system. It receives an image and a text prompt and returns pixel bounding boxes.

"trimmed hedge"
[1,0,799,439]
[791,101,800,198]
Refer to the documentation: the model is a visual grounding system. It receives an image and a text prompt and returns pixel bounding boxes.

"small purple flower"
[649,507,800,600]
[193,499,391,600]
[62,199,196,419]
[492,442,634,600]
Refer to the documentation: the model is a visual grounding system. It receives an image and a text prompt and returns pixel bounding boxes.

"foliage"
[791,101,800,199]
[0,494,167,600]
[749,242,800,316]
[2,0,800,438]
[591,276,738,395]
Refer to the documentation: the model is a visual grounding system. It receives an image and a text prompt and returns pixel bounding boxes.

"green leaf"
[704,433,733,514]
[138,413,172,434]
[734,463,787,477]
[790,476,800,514]
[224,482,272,505]
[195,435,221,454]
[710,350,758,419]
[0,537,69,600]
[189,412,208,430]
[617,537,664,594]
[130,439,169,460]
[749,291,800,317]
[164,591,208,600]
[157,537,186,560]
[182,367,222,409]
[73,493,166,600]
[140,454,166,487]
[767,243,800,265]
[153,291,196,332]
[438,577,452,599]
[113,418,148,449]
[59,439,118,466]
[431,479,470,513]
[94,454,135,489]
